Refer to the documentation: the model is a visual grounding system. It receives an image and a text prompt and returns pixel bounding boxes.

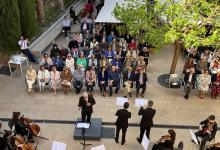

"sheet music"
[51,141,66,150]
[91,144,105,150]
[135,99,148,107]
[141,132,150,150]
[76,122,90,129]
[190,129,198,144]
[116,97,128,106]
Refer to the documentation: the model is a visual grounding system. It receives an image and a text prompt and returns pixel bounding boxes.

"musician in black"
[137,100,156,143]
[115,102,131,145]
[78,92,96,122]
[152,129,176,150]
[10,112,34,143]
[194,115,218,150]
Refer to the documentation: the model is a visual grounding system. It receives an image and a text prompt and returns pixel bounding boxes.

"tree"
[36,0,45,25]
[114,0,220,74]
[18,0,38,38]
[163,0,220,73]
[0,0,21,53]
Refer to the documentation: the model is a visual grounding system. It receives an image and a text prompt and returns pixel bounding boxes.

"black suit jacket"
[138,107,156,127]
[184,72,196,85]
[135,73,148,86]
[123,71,135,83]
[78,96,96,114]
[200,119,218,139]
[115,109,131,128]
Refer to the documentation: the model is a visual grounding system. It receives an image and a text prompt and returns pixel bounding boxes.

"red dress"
[211,75,220,98]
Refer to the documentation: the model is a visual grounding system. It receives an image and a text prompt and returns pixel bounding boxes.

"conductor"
[137,100,156,143]
[78,92,96,122]
[115,102,131,145]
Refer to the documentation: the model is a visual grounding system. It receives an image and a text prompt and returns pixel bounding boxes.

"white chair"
[168,74,180,88]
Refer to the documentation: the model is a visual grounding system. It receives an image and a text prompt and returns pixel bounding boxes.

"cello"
[14,135,35,150]
[19,116,40,137]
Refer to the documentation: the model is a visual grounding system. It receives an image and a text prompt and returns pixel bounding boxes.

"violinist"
[12,112,34,143]
[152,129,176,150]
[78,92,96,122]
[194,115,218,150]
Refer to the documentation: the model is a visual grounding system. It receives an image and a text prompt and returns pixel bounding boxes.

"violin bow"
[34,135,49,140]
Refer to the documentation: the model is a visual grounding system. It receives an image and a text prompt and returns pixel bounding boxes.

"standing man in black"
[136,100,156,143]
[78,92,96,122]
[115,102,131,145]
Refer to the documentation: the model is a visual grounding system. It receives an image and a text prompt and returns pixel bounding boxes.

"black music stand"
[76,122,92,150]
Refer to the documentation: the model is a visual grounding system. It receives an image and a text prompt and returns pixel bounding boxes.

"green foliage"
[113,0,220,50]
[18,0,38,38]
[0,0,21,53]
[113,0,168,50]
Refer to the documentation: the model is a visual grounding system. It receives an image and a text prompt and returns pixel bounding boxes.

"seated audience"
[76,53,88,71]
[61,67,73,95]
[98,67,108,96]
[52,55,64,71]
[211,71,220,99]
[37,66,50,92]
[196,57,208,74]
[60,45,69,61]
[108,66,120,97]
[50,44,60,60]
[123,66,135,97]
[88,54,98,71]
[85,67,96,93]
[50,66,60,94]
[73,66,85,94]
[196,69,211,99]
[183,68,196,100]
[26,65,37,93]
[40,53,53,70]
[65,53,75,72]
[135,67,148,97]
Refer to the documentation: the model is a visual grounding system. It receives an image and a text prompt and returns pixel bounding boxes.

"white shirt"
[63,19,70,27]
[37,70,50,80]
[18,40,28,50]
[65,57,75,70]
[188,74,193,83]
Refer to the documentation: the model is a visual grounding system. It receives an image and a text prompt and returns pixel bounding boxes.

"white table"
[8,56,28,76]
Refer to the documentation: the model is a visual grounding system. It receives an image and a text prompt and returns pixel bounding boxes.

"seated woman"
[98,67,108,96]
[37,65,50,92]
[182,57,195,74]
[152,129,176,150]
[211,71,220,99]
[85,66,96,94]
[99,56,108,69]
[65,53,75,73]
[123,66,135,98]
[25,65,37,93]
[40,53,53,71]
[196,69,211,99]
[50,66,61,94]
[76,53,87,72]
[105,46,115,62]
[61,67,73,95]
[50,44,60,60]
[53,55,64,71]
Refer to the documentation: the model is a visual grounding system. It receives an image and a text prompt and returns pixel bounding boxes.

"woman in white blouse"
[50,66,60,94]
[26,65,37,93]
[65,53,75,73]
[37,65,50,92]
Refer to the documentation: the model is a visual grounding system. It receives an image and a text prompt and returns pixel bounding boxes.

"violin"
[14,135,34,150]
[203,122,214,134]
[20,116,40,137]
[211,142,220,148]
[157,135,171,143]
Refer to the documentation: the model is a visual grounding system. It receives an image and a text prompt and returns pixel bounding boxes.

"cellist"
[12,112,34,143]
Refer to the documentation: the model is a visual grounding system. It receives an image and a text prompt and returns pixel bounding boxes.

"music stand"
[76,122,91,150]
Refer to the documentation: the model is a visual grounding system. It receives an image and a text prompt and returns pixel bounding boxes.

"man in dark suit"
[78,92,96,122]
[123,66,135,97]
[183,68,196,100]
[135,68,148,97]
[137,100,156,143]
[115,102,131,145]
